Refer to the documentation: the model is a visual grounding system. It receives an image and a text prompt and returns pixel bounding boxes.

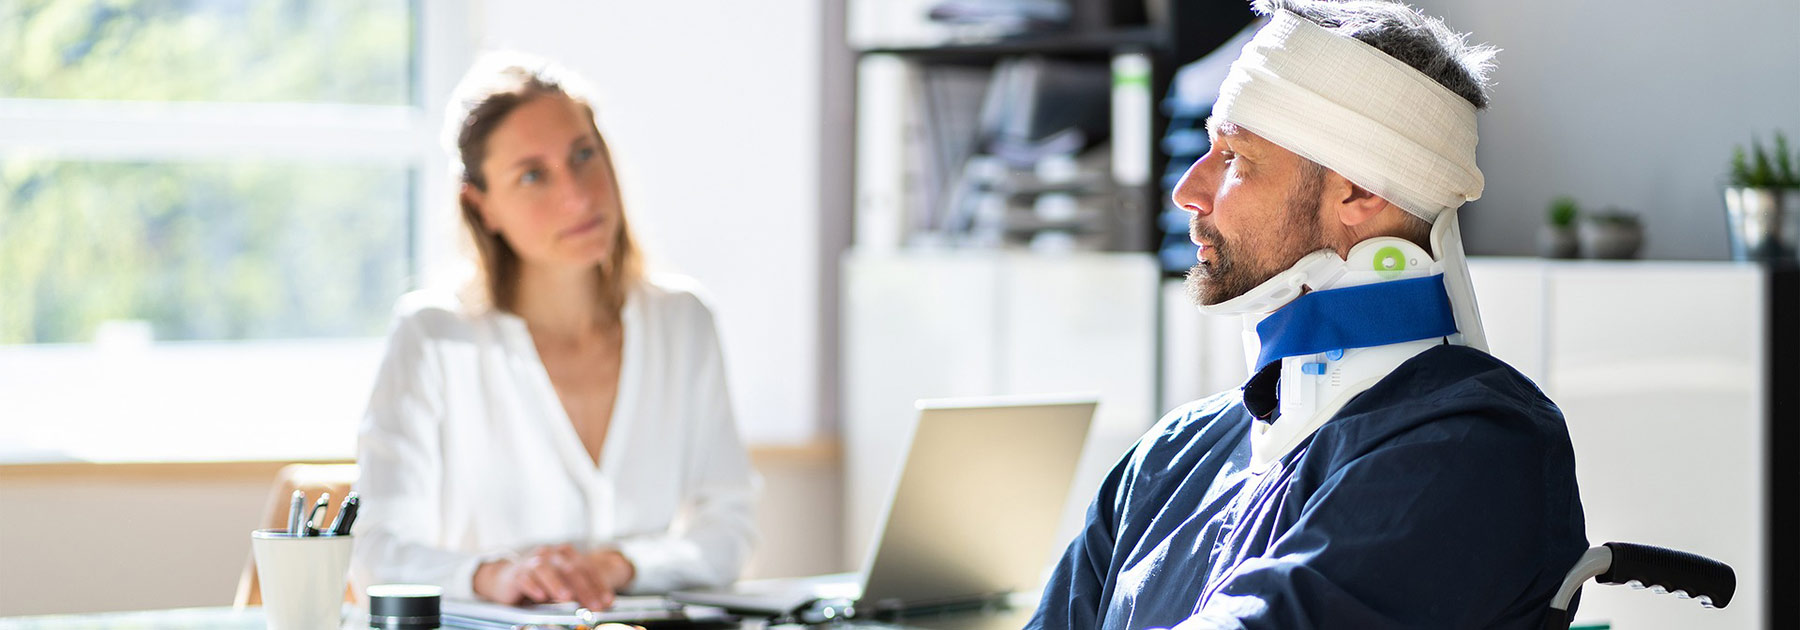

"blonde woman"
[350,52,756,611]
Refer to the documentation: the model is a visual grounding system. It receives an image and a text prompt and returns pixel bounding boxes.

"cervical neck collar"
[1201,207,1487,356]
[1201,209,1488,468]
[1252,274,1457,370]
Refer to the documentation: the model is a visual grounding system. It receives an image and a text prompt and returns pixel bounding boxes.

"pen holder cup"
[251,529,353,630]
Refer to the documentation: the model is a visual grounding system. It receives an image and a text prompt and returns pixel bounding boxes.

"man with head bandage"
[1028,2,1587,629]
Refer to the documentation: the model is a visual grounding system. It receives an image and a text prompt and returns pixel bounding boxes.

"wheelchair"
[1542,542,1736,630]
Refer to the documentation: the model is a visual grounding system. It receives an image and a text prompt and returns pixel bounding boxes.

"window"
[0,0,469,463]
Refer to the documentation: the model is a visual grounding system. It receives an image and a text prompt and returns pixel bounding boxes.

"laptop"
[670,395,1096,618]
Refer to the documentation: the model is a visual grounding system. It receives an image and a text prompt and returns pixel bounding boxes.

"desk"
[0,606,266,629]
[0,605,1033,630]
[0,606,712,630]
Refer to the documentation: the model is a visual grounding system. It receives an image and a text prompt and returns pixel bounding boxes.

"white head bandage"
[1201,9,1491,352]
[1214,9,1483,221]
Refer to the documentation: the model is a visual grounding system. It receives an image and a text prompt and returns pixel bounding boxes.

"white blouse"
[350,274,757,599]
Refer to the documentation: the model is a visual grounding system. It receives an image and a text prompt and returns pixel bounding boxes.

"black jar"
[367,584,441,630]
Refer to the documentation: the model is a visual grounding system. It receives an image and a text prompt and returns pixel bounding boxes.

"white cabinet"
[1543,263,1766,630]
[841,251,1158,571]
[1159,279,1249,412]
[1158,258,1776,629]
[1465,258,1550,384]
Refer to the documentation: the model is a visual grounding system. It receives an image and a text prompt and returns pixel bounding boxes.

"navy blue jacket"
[1028,345,1587,629]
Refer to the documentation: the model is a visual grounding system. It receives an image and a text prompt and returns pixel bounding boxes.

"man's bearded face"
[1175,119,1329,307]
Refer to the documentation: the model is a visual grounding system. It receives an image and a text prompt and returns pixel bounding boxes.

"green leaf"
[1752,136,1777,187]
[1547,196,1579,227]
[1774,130,1796,188]
[1731,145,1752,186]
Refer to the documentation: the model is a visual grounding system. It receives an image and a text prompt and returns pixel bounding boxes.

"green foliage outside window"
[0,161,412,344]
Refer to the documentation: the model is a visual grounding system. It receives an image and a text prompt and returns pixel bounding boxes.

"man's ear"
[1324,171,1391,228]
[461,183,496,234]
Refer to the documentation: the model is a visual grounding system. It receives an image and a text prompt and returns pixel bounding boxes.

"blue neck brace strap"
[1254,274,1460,371]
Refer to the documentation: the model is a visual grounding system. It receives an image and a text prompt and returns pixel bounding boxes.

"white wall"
[476,1,825,443]
[1409,0,1800,260]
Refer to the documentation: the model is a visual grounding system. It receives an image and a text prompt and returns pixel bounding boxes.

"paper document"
[442,596,688,627]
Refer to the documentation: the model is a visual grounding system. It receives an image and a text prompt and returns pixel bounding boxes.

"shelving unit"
[859,27,1158,61]
[848,2,1254,254]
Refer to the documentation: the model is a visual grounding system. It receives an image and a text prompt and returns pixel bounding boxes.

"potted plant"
[1723,131,1800,260]
[1580,208,1645,260]
[1539,196,1580,258]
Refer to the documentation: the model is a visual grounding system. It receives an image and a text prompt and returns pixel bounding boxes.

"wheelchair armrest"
[1542,542,1734,630]
[1595,541,1735,609]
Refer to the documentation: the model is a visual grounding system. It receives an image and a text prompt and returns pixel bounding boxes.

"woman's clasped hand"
[472,544,636,611]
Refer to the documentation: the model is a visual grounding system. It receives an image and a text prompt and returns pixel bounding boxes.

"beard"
[1184,175,1328,307]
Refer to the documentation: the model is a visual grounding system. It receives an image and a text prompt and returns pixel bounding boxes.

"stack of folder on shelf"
[918,57,1114,248]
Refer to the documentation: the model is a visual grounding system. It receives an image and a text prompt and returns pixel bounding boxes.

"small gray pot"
[1723,187,1800,260]
[1538,225,1579,259]
[1580,218,1644,259]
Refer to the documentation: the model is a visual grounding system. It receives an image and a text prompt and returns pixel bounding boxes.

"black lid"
[367,584,441,619]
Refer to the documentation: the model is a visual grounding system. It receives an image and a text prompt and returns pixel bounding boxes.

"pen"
[286,489,306,535]
[306,492,330,536]
[327,492,359,536]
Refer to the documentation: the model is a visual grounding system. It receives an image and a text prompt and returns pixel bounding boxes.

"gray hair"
[1253,0,1498,109]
